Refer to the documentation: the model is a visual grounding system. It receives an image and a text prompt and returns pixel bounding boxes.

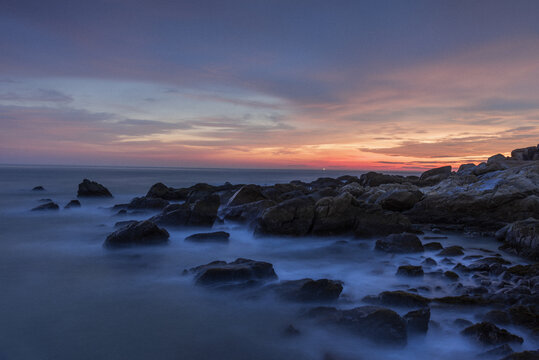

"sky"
[1,0,538,170]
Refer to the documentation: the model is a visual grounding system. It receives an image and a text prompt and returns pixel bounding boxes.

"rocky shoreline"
[31,145,539,359]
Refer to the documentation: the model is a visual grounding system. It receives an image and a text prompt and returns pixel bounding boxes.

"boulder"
[307,306,408,346]
[220,199,276,225]
[104,220,169,247]
[31,202,59,211]
[152,203,191,226]
[146,182,189,200]
[271,278,343,302]
[77,179,112,198]
[255,196,315,236]
[64,199,81,209]
[501,351,539,360]
[32,186,45,191]
[511,145,539,161]
[359,172,406,187]
[404,307,430,334]
[185,231,230,243]
[438,246,464,257]
[188,194,220,226]
[188,258,277,288]
[424,242,443,251]
[363,291,430,308]
[354,210,413,238]
[496,218,539,260]
[226,185,266,207]
[461,322,523,345]
[397,265,424,277]
[312,192,360,235]
[419,166,452,186]
[127,196,169,210]
[378,190,424,211]
[375,233,424,253]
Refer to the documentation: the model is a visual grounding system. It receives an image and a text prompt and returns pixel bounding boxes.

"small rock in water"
[375,233,424,253]
[461,322,523,345]
[283,324,301,336]
[32,186,45,191]
[271,278,343,303]
[185,231,230,243]
[438,245,464,257]
[422,257,437,266]
[31,202,59,211]
[424,242,444,250]
[396,265,424,277]
[104,220,169,247]
[77,179,113,198]
[404,307,430,334]
[444,271,459,280]
[188,258,277,288]
[64,199,81,209]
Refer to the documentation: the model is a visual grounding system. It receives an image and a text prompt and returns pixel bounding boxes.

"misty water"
[0,166,537,360]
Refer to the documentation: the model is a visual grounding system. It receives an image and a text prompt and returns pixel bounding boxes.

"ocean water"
[0,166,536,360]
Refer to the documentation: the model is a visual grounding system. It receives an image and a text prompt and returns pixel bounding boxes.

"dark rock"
[226,185,266,207]
[221,199,276,225]
[188,194,221,226]
[438,245,464,257]
[433,295,491,306]
[461,322,523,345]
[114,220,138,228]
[496,218,539,260]
[272,278,343,302]
[424,242,443,251]
[419,166,452,186]
[127,196,169,210]
[310,177,343,189]
[354,210,413,238]
[146,182,189,200]
[104,220,169,247]
[31,202,59,211]
[283,324,301,336]
[454,318,473,327]
[189,258,277,287]
[359,172,406,187]
[38,198,53,202]
[444,271,459,280]
[483,310,511,325]
[32,186,45,191]
[508,305,539,332]
[152,203,191,226]
[397,265,424,277]
[501,351,539,360]
[185,231,230,243]
[404,307,430,334]
[477,344,513,358]
[422,258,437,266]
[255,196,315,236]
[64,199,81,209]
[379,190,424,211]
[312,192,360,235]
[375,233,424,253]
[77,179,112,198]
[308,305,407,346]
[511,145,539,161]
[363,290,430,308]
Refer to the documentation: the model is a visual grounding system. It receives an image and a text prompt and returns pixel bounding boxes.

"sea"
[0,165,536,360]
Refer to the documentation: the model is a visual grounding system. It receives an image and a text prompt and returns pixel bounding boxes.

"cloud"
[0,88,73,103]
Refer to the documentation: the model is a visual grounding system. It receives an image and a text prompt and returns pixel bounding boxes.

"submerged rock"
[189,258,277,288]
[461,322,523,346]
[185,231,230,243]
[104,220,169,247]
[307,305,408,346]
[77,179,112,198]
[375,233,424,253]
[31,201,59,211]
[32,186,45,191]
[271,278,343,302]
[397,265,424,277]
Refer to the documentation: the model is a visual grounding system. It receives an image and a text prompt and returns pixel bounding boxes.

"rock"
[64,199,81,209]
[404,307,430,334]
[77,179,112,198]
[312,192,360,235]
[154,195,219,227]
[461,322,523,345]
[501,351,539,360]
[477,344,514,358]
[146,182,189,200]
[271,278,343,302]
[32,186,45,191]
[310,177,343,189]
[511,145,539,161]
[283,324,301,336]
[152,203,192,226]
[114,220,138,228]
[359,172,407,187]
[185,231,230,243]
[424,242,443,251]
[422,258,437,266]
[255,196,315,236]
[104,220,169,247]
[189,258,277,288]
[438,245,464,257]
[307,306,407,346]
[379,190,424,211]
[496,218,539,260]
[221,199,276,225]
[127,196,169,210]
[226,185,266,207]
[419,166,452,186]
[458,163,476,174]
[363,291,430,308]
[483,310,511,325]
[433,295,491,306]
[354,210,413,238]
[375,233,424,253]
[31,202,59,211]
[397,265,424,277]
[508,305,539,333]
[444,271,459,280]
[454,318,473,327]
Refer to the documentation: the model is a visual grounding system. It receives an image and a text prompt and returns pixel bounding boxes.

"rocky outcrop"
[152,194,220,227]
[187,258,277,288]
[220,199,276,225]
[396,265,424,277]
[146,182,189,200]
[104,220,169,247]
[359,172,408,187]
[511,144,539,161]
[255,196,315,236]
[312,192,360,235]
[378,189,424,211]
[271,278,343,302]
[496,218,539,260]
[77,179,113,198]
[375,233,424,253]
[307,306,408,346]
[418,166,452,186]
[126,196,169,210]
[185,231,230,243]
[226,185,267,207]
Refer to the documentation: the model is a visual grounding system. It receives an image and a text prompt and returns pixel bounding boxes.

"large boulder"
[419,166,452,186]
[496,218,539,260]
[151,203,192,226]
[359,172,406,187]
[220,199,276,225]
[271,278,343,302]
[255,196,315,236]
[312,192,360,235]
[104,220,169,247]
[461,322,523,346]
[152,194,220,227]
[146,182,189,200]
[77,179,112,198]
[511,144,539,161]
[363,290,430,308]
[127,196,169,210]
[378,189,424,211]
[375,233,424,253]
[308,306,408,346]
[226,185,266,207]
[188,258,277,288]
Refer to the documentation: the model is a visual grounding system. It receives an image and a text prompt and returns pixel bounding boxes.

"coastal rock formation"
[31,201,59,211]
[496,218,539,260]
[146,182,189,200]
[77,179,113,198]
[188,258,277,288]
[104,220,169,247]
[404,307,430,334]
[307,305,408,346]
[255,196,315,236]
[226,185,267,207]
[152,194,220,227]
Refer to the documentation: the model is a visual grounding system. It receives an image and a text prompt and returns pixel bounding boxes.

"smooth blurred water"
[0,166,536,360]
